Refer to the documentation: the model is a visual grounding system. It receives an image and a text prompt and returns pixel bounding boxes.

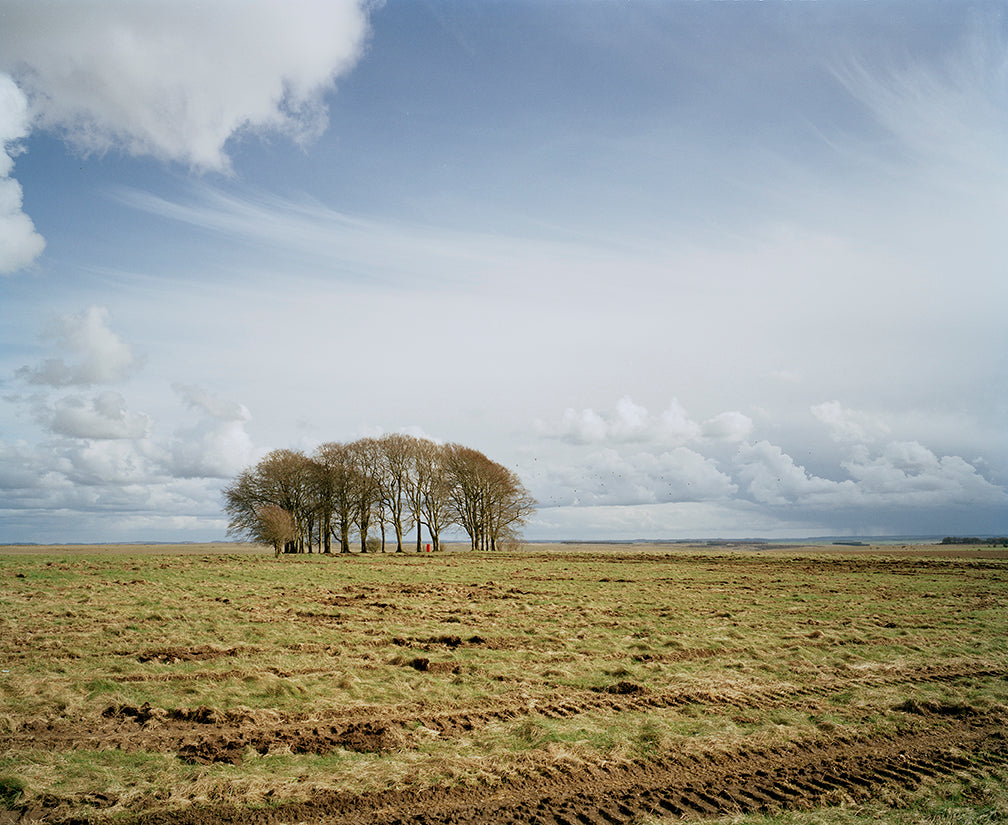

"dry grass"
[1,542,1006,822]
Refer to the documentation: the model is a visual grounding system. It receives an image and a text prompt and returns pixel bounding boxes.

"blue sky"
[1,0,1006,543]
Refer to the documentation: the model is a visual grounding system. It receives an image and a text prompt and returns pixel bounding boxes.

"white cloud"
[733,437,1008,517]
[173,383,251,423]
[734,440,850,507]
[837,18,1008,188]
[60,439,155,487]
[539,397,702,445]
[0,433,233,542]
[0,0,370,277]
[538,397,752,448]
[38,391,151,440]
[811,401,889,443]
[164,384,256,479]
[843,442,1008,506]
[0,0,370,171]
[0,312,262,542]
[17,306,142,387]
[700,411,753,442]
[658,399,701,443]
[610,396,649,439]
[532,445,736,509]
[0,73,45,273]
[546,407,610,444]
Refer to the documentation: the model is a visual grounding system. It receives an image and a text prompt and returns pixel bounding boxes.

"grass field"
[1,542,1006,824]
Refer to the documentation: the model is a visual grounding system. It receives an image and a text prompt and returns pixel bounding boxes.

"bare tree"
[256,504,296,557]
[444,444,536,551]
[485,463,536,550]
[314,441,358,554]
[260,449,313,552]
[403,437,432,552]
[346,438,383,553]
[223,449,312,553]
[223,467,264,545]
[414,441,454,551]
[377,433,415,553]
[444,443,490,551]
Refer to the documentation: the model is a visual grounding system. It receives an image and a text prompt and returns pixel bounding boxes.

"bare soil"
[5,660,1005,824]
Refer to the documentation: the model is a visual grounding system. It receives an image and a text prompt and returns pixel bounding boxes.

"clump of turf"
[0,775,25,808]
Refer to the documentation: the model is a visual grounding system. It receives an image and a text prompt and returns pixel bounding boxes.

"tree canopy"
[223,435,535,554]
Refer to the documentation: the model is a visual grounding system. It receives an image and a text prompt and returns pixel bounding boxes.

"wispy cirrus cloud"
[835,15,1008,186]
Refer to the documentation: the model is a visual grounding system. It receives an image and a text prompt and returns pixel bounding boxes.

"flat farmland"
[1,544,1006,824]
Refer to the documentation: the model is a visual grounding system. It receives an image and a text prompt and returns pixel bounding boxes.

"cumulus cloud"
[173,383,251,423]
[734,440,851,507]
[843,442,1008,506]
[533,446,736,509]
[547,407,609,444]
[17,306,142,387]
[0,73,45,273]
[0,432,233,543]
[811,401,889,443]
[538,397,750,447]
[165,384,256,479]
[0,0,370,171]
[60,439,156,487]
[0,0,370,275]
[733,438,1008,515]
[659,399,702,443]
[0,310,264,542]
[36,391,151,440]
[529,388,1007,537]
[700,411,753,442]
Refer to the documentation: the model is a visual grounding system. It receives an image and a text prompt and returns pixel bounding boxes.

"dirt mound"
[132,645,243,664]
[600,680,649,695]
[894,698,983,718]
[177,718,402,764]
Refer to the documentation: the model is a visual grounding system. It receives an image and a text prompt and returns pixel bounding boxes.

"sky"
[1,0,1006,543]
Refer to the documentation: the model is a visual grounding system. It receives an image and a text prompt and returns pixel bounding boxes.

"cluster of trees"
[223,434,536,556]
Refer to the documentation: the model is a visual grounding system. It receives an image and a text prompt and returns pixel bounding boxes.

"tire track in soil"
[365,658,1004,743]
[123,707,1008,825]
[3,660,1001,764]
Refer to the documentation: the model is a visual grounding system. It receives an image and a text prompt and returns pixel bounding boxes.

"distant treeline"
[940,536,1008,547]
